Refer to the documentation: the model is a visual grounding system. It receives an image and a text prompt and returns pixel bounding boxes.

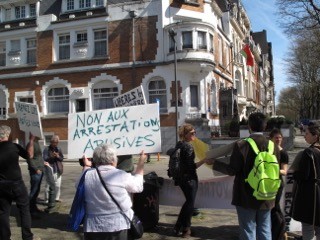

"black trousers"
[0,180,33,240]
[84,229,128,240]
[176,179,198,228]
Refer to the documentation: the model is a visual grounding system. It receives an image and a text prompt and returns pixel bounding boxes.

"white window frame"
[47,86,70,114]
[95,0,104,7]
[15,6,26,19]
[92,81,118,110]
[0,89,7,119]
[189,83,200,111]
[148,78,167,114]
[79,0,91,9]
[76,31,88,43]
[94,29,107,57]
[26,38,36,64]
[58,34,70,60]
[197,31,207,50]
[29,4,36,17]
[5,9,11,21]
[0,42,6,66]
[67,0,75,11]
[182,31,193,49]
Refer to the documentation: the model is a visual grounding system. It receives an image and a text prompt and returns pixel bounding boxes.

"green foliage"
[266,116,293,130]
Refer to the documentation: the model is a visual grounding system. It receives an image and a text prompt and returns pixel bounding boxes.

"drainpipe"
[129,11,136,88]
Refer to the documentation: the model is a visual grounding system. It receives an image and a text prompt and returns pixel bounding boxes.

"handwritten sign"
[113,85,146,107]
[68,103,161,159]
[15,102,43,138]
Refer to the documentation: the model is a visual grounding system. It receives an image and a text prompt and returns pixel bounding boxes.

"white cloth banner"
[15,102,43,138]
[159,176,235,209]
[68,103,161,159]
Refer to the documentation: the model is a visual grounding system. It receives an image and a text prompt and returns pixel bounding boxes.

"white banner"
[68,103,161,159]
[15,102,43,138]
[113,85,146,107]
[159,176,235,209]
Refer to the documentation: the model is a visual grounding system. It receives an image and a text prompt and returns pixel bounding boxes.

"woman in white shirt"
[80,144,147,240]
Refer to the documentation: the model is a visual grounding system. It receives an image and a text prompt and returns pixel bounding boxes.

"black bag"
[166,147,182,184]
[130,215,144,239]
[56,161,63,175]
[271,206,286,240]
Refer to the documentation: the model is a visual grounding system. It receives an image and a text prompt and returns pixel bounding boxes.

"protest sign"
[68,103,161,159]
[113,85,146,107]
[15,102,43,138]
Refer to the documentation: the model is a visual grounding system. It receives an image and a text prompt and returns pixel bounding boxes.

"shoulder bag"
[67,169,89,231]
[96,168,143,239]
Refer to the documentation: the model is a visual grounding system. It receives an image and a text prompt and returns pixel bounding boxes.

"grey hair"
[92,143,118,166]
[0,125,11,139]
[51,135,60,142]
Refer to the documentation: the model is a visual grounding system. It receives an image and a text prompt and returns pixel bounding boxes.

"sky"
[241,0,289,104]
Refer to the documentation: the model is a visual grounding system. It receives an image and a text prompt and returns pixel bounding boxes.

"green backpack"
[245,138,281,200]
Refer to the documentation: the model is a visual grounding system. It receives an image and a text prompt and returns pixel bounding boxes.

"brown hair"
[178,123,195,141]
[307,123,320,143]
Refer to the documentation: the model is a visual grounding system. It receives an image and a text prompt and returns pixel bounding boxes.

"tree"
[276,0,320,36]
[276,86,301,122]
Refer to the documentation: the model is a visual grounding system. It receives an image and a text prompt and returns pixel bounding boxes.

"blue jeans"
[236,206,271,240]
[29,171,43,212]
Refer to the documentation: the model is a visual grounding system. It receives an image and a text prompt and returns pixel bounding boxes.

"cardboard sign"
[15,102,43,138]
[68,103,161,159]
[113,85,146,107]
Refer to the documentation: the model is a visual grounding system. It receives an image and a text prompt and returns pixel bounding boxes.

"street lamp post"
[169,29,179,144]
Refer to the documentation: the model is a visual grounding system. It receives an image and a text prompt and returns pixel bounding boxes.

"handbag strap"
[95,167,131,221]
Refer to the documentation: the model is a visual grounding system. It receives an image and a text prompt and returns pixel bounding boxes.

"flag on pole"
[240,44,254,66]
[191,138,210,167]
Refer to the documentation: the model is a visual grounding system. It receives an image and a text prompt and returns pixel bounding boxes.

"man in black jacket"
[208,112,280,240]
[0,125,40,240]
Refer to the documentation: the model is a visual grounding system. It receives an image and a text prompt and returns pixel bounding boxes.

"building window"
[94,29,107,57]
[67,0,75,10]
[182,31,193,49]
[190,84,199,109]
[80,0,91,9]
[77,32,87,43]
[218,37,223,64]
[26,38,36,64]
[59,34,70,60]
[209,34,214,53]
[47,87,69,113]
[29,4,36,17]
[76,99,86,112]
[235,71,242,95]
[197,31,207,50]
[93,87,118,110]
[148,79,167,113]
[0,90,6,119]
[18,97,33,103]
[5,9,11,21]
[169,33,175,52]
[210,81,217,114]
[0,42,6,66]
[95,0,104,6]
[15,6,26,19]
[10,40,21,53]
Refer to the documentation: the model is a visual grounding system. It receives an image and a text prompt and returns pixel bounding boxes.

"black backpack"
[166,147,182,184]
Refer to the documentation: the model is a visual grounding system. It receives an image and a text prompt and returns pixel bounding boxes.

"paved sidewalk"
[10,134,308,239]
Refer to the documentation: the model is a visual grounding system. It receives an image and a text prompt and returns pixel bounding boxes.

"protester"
[43,135,64,213]
[0,125,40,240]
[269,128,288,240]
[291,123,320,239]
[27,134,44,218]
[207,112,280,240]
[79,144,147,240]
[173,123,207,238]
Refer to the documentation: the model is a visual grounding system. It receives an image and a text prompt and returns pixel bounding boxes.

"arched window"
[47,86,69,113]
[0,89,6,119]
[92,81,118,110]
[148,78,167,113]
